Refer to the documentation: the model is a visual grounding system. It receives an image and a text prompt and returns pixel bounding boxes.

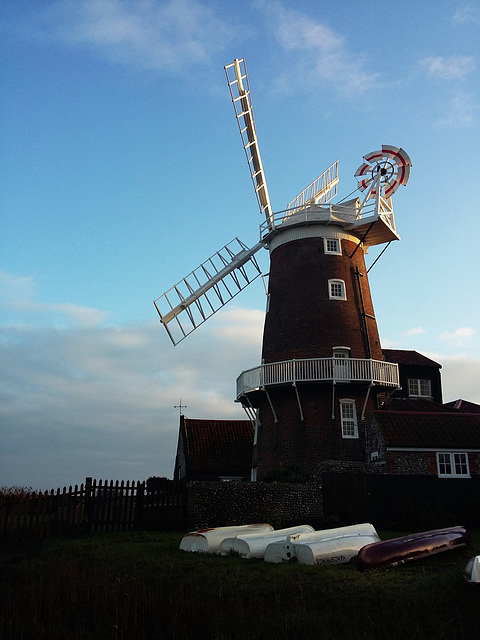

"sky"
[1,0,480,491]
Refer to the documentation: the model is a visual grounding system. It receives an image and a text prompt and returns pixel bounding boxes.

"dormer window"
[324,238,341,255]
[329,279,346,300]
[408,378,432,398]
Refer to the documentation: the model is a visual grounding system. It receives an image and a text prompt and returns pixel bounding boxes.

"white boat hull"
[180,523,274,553]
[218,525,314,559]
[264,523,380,565]
[464,556,480,583]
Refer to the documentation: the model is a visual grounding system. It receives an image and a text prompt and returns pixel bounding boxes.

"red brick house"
[173,416,253,481]
[367,349,480,478]
[368,410,480,477]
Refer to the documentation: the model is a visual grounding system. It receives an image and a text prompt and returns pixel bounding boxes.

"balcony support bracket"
[263,388,278,423]
[293,383,304,421]
[361,383,374,421]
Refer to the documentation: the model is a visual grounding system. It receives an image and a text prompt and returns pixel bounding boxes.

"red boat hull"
[357,526,471,571]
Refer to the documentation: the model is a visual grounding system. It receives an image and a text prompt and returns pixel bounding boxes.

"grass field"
[1,529,479,639]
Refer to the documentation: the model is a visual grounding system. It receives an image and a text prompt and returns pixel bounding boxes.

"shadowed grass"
[1,530,479,639]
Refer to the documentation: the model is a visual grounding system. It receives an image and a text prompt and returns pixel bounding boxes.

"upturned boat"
[357,525,470,571]
[218,525,314,559]
[179,523,273,553]
[464,555,480,583]
[264,523,380,565]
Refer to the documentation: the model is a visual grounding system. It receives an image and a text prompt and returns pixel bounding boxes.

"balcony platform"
[236,357,399,402]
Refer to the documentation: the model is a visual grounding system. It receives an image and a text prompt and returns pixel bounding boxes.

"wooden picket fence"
[0,477,187,542]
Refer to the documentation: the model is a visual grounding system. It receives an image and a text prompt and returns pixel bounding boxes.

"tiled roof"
[183,418,253,475]
[380,398,456,413]
[382,349,442,368]
[444,399,480,414]
[373,411,480,449]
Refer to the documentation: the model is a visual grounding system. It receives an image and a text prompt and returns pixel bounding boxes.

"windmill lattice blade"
[225,58,274,230]
[154,238,264,345]
[286,160,339,213]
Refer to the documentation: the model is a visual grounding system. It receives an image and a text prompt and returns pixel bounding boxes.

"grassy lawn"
[1,529,479,639]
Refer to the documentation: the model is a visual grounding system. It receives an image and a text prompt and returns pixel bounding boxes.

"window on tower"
[328,279,346,300]
[324,238,342,255]
[340,399,358,438]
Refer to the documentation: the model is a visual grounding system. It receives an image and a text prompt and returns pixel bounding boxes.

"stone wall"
[186,480,324,530]
[312,459,387,476]
[386,451,432,475]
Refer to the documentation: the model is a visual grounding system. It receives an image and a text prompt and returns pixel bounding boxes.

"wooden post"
[135,481,145,530]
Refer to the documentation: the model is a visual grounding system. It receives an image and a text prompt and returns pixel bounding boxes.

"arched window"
[328,279,346,300]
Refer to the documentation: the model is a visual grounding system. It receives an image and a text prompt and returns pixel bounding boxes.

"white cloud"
[0,295,260,490]
[426,354,480,405]
[404,326,426,336]
[433,92,478,129]
[440,326,477,343]
[28,0,232,73]
[454,4,480,27]
[211,307,264,344]
[8,300,109,328]
[420,55,476,80]
[255,0,380,96]
[1,269,110,328]
[0,270,35,301]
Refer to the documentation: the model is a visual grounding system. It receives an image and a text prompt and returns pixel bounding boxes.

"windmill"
[154,58,411,480]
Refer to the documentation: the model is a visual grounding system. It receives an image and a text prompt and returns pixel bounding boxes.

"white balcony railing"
[236,357,399,399]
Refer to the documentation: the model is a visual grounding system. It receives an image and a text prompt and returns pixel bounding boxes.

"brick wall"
[262,237,382,363]
[255,386,378,478]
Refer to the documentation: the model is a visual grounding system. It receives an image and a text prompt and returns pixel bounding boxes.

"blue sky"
[1,0,480,491]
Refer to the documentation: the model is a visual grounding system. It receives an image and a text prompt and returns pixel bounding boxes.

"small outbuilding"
[173,415,253,481]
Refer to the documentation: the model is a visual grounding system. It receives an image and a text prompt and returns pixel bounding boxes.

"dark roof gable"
[182,417,253,475]
[382,349,442,368]
[444,399,480,414]
[372,411,480,450]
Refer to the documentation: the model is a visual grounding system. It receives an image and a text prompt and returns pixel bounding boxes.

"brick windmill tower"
[155,59,412,480]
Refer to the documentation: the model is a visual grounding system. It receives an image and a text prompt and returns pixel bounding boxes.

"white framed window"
[333,347,350,358]
[436,452,470,478]
[328,279,346,300]
[340,399,358,438]
[324,238,341,255]
[408,378,432,398]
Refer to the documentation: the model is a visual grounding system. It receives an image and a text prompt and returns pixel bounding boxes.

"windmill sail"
[225,58,274,230]
[154,238,264,345]
[286,160,339,214]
